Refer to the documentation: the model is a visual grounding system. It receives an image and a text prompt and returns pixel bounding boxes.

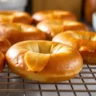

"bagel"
[0,22,46,44]
[53,31,96,64]
[0,37,11,54]
[32,10,77,24]
[0,11,32,24]
[0,51,5,72]
[6,40,83,82]
[0,37,11,72]
[37,20,88,39]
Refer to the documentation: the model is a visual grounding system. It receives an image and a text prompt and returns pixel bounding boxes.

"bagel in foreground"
[6,40,83,82]
[32,10,77,24]
[0,11,32,24]
[0,51,5,72]
[0,22,46,44]
[53,31,96,64]
[37,20,88,39]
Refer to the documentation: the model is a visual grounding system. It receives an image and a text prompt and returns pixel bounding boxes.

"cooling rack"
[0,64,96,96]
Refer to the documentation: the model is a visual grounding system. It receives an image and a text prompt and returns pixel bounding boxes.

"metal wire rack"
[0,64,96,96]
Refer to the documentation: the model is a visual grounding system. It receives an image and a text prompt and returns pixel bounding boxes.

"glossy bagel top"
[0,11,32,24]
[32,10,77,24]
[6,40,83,82]
[0,22,46,44]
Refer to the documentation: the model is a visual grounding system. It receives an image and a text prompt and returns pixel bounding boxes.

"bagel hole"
[38,42,51,54]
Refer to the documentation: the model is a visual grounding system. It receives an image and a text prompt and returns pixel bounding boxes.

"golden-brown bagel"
[0,51,5,72]
[37,20,88,39]
[6,40,83,82]
[0,37,11,54]
[53,31,96,64]
[0,37,11,72]
[0,11,32,24]
[0,22,46,44]
[32,10,77,24]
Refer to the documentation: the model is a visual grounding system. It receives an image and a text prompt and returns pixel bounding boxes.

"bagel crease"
[6,40,83,82]
[32,10,77,24]
[0,22,46,44]
[0,11,32,24]
[37,20,88,39]
[53,31,96,64]
[0,51,5,72]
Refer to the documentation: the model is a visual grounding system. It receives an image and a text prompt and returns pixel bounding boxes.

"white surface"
[0,0,27,11]
[92,12,96,31]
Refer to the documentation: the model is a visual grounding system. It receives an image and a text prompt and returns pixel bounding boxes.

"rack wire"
[0,64,96,96]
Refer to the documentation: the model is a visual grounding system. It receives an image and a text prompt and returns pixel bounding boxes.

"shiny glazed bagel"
[0,11,32,24]
[0,51,5,72]
[53,31,96,64]
[37,20,88,39]
[0,37,11,54]
[6,40,83,82]
[0,22,46,44]
[32,10,77,24]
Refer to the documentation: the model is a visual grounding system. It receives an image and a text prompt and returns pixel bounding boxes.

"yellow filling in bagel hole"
[24,51,50,72]
[24,41,71,73]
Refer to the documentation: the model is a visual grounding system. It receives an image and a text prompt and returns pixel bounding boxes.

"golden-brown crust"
[0,36,11,72]
[0,37,11,54]
[37,20,88,39]
[0,11,32,24]
[53,31,96,64]
[6,40,83,82]
[32,10,77,24]
[0,51,5,72]
[0,22,46,44]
